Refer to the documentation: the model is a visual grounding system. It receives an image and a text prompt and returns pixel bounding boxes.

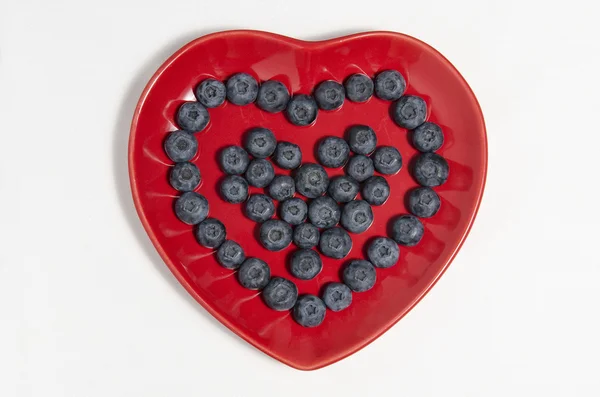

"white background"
[1,0,599,396]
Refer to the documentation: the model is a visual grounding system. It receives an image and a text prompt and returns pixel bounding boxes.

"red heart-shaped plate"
[128,30,487,370]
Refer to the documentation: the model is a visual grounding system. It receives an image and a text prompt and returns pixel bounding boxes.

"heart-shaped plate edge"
[128,30,487,370]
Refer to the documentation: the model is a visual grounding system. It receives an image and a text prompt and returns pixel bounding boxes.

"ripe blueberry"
[216,240,245,269]
[392,95,427,129]
[257,80,290,113]
[294,163,329,199]
[259,219,293,251]
[174,192,209,225]
[344,73,374,103]
[262,277,298,311]
[289,249,322,280]
[244,127,277,159]
[407,187,441,218]
[317,136,350,168]
[346,125,377,155]
[220,175,249,204]
[411,122,444,152]
[314,80,345,110]
[245,158,275,188]
[274,141,302,170]
[293,295,326,327]
[279,198,308,225]
[342,260,376,292]
[390,214,424,246]
[319,227,352,259]
[345,155,374,182]
[169,162,201,192]
[327,175,360,203]
[195,79,226,108]
[226,73,259,105]
[164,130,198,162]
[245,194,275,223]
[292,223,320,249]
[367,237,400,268]
[362,176,390,206]
[322,283,352,312]
[286,95,318,126]
[373,146,402,175]
[176,102,210,133]
[219,146,250,175]
[267,175,295,201]
[238,258,270,290]
[341,200,373,234]
[195,218,226,248]
[308,196,340,229]
[413,153,449,187]
[374,70,406,100]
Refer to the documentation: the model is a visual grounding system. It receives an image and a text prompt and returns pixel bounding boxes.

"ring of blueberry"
[164,71,448,328]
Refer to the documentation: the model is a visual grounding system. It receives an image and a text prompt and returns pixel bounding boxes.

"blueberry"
[345,155,374,182]
[322,283,352,312]
[176,102,210,132]
[245,159,275,188]
[257,80,290,113]
[390,215,424,246]
[317,136,350,168]
[245,194,275,223]
[413,153,449,187]
[314,80,345,110]
[373,146,402,175]
[362,176,390,206]
[294,163,329,199]
[259,219,293,251]
[169,162,201,192]
[274,141,302,170]
[374,70,406,101]
[289,249,322,280]
[226,73,259,105]
[341,200,373,234]
[262,277,298,311]
[293,295,326,327]
[238,258,270,290]
[279,198,308,225]
[195,218,226,248]
[286,94,318,126]
[319,227,352,259]
[367,237,399,268]
[216,240,245,269]
[219,146,250,175]
[194,79,226,108]
[411,122,444,152]
[346,125,377,155]
[342,260,376,292]
[174,192,209,225]
[164,130,198,162]
[293,223,320,248]
[344,73,374,103]
[308,196,340,229]
[267,175,295,201]
[244,127,277,159]
[220,175,249,204]
[392,95,427,129]
[407,187,441,218]
[327,175,360,203]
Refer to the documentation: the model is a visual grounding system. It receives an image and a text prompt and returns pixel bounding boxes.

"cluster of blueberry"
[213,125,407,326]
[161,68,449,328]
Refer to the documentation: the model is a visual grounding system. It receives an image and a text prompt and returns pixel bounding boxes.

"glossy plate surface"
[129,30,487,370]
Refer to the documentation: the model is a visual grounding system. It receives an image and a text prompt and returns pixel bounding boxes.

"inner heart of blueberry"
[164,69,449,328]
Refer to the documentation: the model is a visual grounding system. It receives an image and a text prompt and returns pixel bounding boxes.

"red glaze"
[128,30,487,370]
